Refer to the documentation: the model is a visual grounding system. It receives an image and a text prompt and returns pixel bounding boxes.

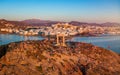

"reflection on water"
[71,35,120,53]
[0,34,44,45]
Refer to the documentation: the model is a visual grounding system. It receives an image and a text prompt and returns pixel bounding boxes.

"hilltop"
[0,19,30,30]
[1,19,120,27]
[0,40,120,75]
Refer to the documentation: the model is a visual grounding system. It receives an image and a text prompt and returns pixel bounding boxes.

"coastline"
[0,40,120,75]
[0,31,101,37]
[0,32,120,53]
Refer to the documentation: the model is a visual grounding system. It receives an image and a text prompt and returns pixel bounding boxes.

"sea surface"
[0,34,120,53]
[0,34,44,45]
[70,34,120,53]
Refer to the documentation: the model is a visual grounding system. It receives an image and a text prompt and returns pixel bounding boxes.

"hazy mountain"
[101,22,120,27]
[22,19,50,23]
[0,19,30,29]
[69,21,120,27]
[0,19,29,26]
[0,19,120,27]
[22,19,64,26]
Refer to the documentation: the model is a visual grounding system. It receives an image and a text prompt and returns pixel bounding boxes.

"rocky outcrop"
[0,40,120,75]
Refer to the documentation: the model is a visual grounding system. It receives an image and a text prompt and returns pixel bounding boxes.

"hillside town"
[0,19,120,36]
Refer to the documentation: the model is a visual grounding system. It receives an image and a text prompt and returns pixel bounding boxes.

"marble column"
[57,35,60,45]
[62,35,66,46]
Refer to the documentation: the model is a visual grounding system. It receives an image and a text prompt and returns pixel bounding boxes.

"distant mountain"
[101,22,120,27]
[0,19,120,27]
[69,21,101,26]
[22,19,102,26]
[0,19,30,29]
[69,21,120,27]
[0,19,29,26]
[22,19,51,23]
[22,19,64,26]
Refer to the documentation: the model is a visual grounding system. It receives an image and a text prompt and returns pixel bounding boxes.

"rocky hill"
[0,40,120,75]
[0,19,30,29]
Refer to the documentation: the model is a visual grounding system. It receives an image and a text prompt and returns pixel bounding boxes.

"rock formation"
[0,40,120,75]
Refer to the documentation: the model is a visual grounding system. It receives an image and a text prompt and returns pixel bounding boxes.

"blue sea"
[70,35,120,53]
[0,34,44,45]
[0,34,120,53]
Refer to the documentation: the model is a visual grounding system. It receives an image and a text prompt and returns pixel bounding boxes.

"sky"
[0,0,120,23]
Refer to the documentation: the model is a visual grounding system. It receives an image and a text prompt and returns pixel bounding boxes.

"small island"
[0,40,120,75]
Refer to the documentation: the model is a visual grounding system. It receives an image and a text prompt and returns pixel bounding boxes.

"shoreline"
[0,31,120,38]
[0,34,120,54]
[0,32,120,54]
[0,31,102,37]
[0,40,120,75]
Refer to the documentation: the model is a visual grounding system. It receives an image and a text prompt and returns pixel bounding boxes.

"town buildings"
[0,23,120,36]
